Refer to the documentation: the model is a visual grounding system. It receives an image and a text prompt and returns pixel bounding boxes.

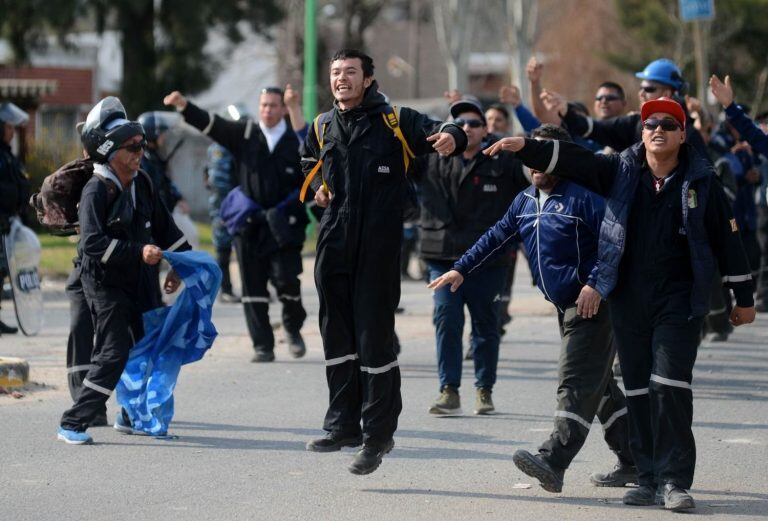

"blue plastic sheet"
[116,250,222,435]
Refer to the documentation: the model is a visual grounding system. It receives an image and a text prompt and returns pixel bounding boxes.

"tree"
[503,0,539,105]
[433,0,479,93]
[1,0,285,116]
[610,0,768,113]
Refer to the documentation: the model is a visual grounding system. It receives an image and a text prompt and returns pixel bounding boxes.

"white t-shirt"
[537,190,550,210]
[258,118,287,153]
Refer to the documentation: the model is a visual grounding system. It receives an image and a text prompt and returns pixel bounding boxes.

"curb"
[0,357,30,388]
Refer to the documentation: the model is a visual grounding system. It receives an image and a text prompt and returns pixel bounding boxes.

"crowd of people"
[1,45,765,513]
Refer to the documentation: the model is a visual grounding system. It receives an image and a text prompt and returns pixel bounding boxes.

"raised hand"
[499,85,522,107]
[163,91,188,111]
[709,74,734,108]
[427,132,457,156]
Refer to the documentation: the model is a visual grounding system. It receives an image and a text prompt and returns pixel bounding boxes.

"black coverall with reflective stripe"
[182,103,308,352]
[60,171,189,431]
[302,83,467,445]
[516,138,754,490]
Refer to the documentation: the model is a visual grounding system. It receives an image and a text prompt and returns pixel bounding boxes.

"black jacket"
[516,138,754,315]
[0,142,30,227]
[182,102,308,252]
[78,164,190,310]
[301,81,467,260]
[562,96,710,160]
[415,137,529,264]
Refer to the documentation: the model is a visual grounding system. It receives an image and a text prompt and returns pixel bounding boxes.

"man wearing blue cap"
[556,59,709,159]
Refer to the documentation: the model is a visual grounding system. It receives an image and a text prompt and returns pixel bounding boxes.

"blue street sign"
[679,0,715,21]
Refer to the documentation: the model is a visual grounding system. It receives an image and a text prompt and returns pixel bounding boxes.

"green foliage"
[1,0,285,117]
[611,0,768,112]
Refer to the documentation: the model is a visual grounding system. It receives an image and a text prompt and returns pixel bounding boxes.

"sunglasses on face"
[595,94,622,102]
[454,118,484,129]
[117,139,147,153]
[639,85,660,94]
[643,118,681,132]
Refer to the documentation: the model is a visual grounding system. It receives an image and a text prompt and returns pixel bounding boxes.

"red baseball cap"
[640,97,686,130]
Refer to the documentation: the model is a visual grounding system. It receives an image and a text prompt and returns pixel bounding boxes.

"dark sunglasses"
[454,118,484,129]
[640,85,659,94]
[117,139,147,153]
[595,94,622,102]
[643,118,681,132]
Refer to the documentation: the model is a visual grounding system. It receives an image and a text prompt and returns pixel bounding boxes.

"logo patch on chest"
[687,189,698,209]
[378,165,390,174]
[483,184,498,193]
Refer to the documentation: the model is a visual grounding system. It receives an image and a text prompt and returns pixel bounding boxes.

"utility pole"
[303,0,318,121]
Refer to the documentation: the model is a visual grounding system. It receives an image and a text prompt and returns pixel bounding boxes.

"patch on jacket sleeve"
[730,218,739,232]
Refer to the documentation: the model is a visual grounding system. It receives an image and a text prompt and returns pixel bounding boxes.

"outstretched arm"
[483,137,618,196]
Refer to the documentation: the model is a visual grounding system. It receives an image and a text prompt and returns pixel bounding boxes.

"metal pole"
[692,20,708,104]
[303,0,318,121]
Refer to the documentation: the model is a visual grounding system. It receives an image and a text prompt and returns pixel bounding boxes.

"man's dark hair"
[487,103,509,120]
[755,111,768,123]
[261,86,285,102]
[532,124,572,143]
[330,49,375,77]
[597,81,626,101]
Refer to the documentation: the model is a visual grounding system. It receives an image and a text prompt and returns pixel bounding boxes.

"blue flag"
[116,250,222,435]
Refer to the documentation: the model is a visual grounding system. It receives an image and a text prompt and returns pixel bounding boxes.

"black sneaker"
[348,439,395,475]
[512,449,565,493]
[623,485,662,506]
[590,461,638,487]
[660,483,695,511]
[306,432,363,452]
[0,320,18,334]
[286,331,306,358]
[251,348,275,363]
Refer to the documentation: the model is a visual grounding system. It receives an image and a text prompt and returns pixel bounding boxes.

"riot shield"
[2,218,43,336]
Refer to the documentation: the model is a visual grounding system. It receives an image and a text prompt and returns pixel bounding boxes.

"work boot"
[348,439,395,475]
[306,432,363,452]
[590,461,638,487]
[474,387,495,415]
[512,450,565,493]
[622,485,663,506]
[660,483,695,512]
[286,331,306,358]
[428,385,461,415]
[0,320,18,334]
[251,347,275,363]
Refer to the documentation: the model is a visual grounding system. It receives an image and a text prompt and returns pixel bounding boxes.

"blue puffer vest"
[595,142,715,317]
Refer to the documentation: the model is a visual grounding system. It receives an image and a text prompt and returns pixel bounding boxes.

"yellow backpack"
[299,105,415,202]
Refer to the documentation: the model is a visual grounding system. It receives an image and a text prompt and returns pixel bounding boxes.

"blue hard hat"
[137,111,180,142]
[635,59,685,91]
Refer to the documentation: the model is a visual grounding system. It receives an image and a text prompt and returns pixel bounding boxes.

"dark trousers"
[610,281,701,489]
[60,278,143,431]
[756,207,768,306]
[216,248,233,294]
[499,248,518,327]
[538,303,633,470]
[315,233,402,447]
[705,270,732,335]
[64,266,99,412]
[427,261,504,390]
[233,238,306,351]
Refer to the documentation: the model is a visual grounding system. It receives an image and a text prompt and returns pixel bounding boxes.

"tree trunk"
[116,1,157,117]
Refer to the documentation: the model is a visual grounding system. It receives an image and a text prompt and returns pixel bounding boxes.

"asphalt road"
[1,260,767,520]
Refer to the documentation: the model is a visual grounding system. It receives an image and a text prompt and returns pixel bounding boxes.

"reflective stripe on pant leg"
[650,374,692,390]
[83,378,113,396]
[602,407,628,431]
[326,354,359,366]
[554,410,592,430]
[360,360,399,374]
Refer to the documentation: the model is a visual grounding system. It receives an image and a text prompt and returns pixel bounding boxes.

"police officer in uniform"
[0,102,31,335]
[164,88,309,361]
[57,97,190,444]
[484,98,755,511]
[301,49,467,475]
